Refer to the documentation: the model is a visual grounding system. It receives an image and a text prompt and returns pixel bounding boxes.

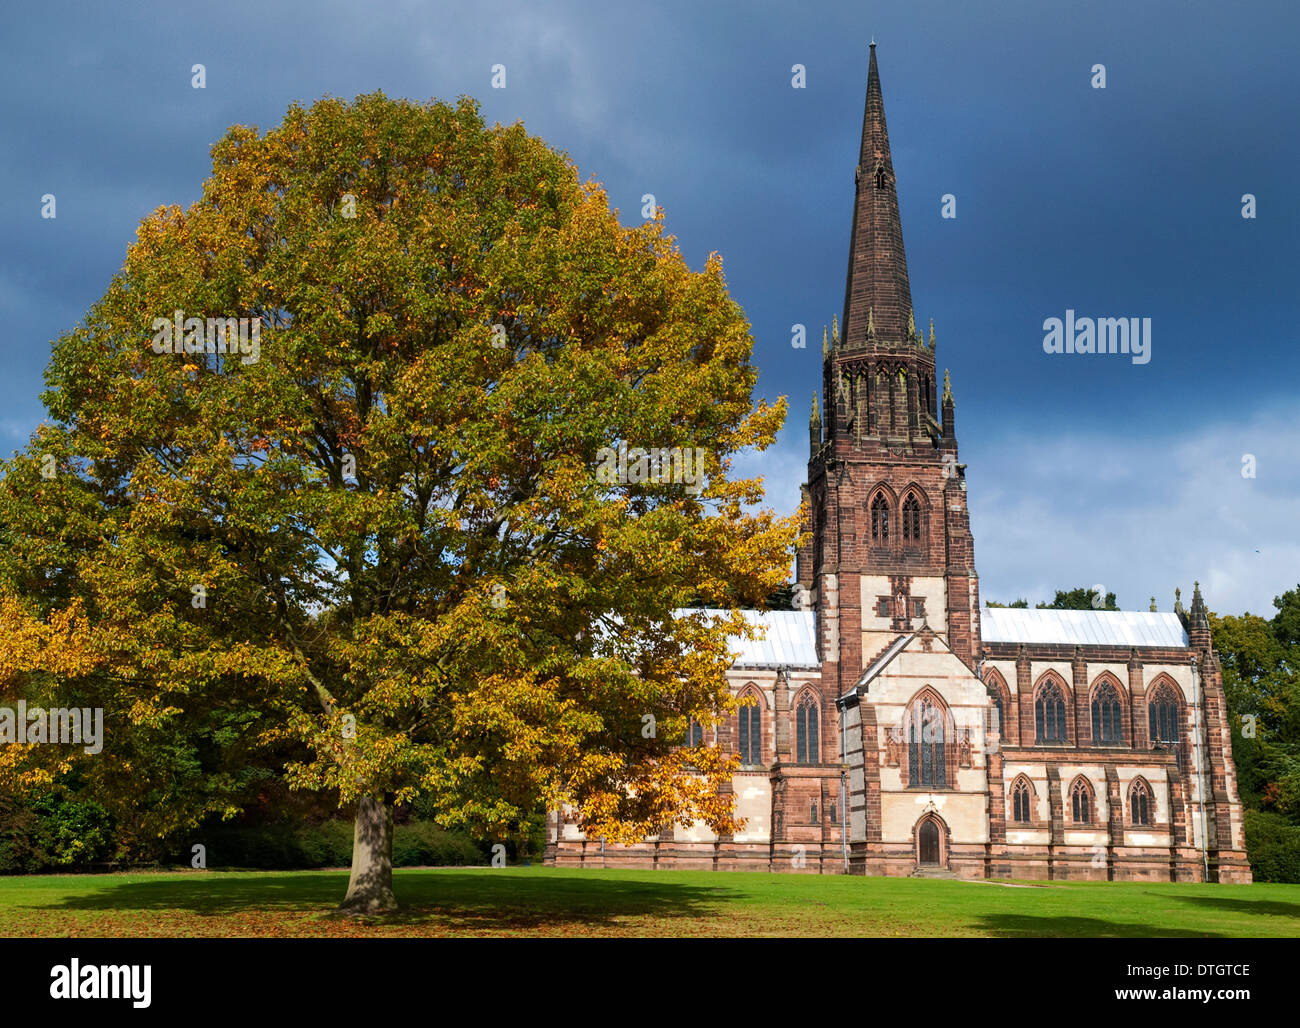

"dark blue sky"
[3,0,1297,614]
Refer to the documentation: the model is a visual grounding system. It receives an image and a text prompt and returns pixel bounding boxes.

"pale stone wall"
[862,637,991,847]
[731,772,771,844]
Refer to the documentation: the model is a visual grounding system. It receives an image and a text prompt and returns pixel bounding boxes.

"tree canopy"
[0,92,799,911]
[984,587,1117,610]
[1215,586,1300,821]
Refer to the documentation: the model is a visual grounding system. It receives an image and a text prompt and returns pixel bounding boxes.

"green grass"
[0,867,1297,937]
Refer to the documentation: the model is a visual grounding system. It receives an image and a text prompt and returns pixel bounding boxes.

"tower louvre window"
[902,495,921,540]
[871,494,890,542]
[875,164,887,189]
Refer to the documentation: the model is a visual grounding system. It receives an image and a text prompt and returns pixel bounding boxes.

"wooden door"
[919,820,940,865]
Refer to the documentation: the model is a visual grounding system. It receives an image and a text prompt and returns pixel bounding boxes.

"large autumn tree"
[0,92,798,912]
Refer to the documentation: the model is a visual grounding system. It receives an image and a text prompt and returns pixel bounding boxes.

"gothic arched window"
[1130,778,1153,826]
[796,697,820,763]
[1149,682,1184,771]
[871,494,890,543]
[1035,679,1068,744]
[875,164,887,190]
[1070,777,1094,824]
[686,718,704,747]
[1011,778,1032,823]
[738,701,762,765]
[908,696,946,788]
[1148,685,1181,746]
[902,494,922,541]
[1091,680,1124,745]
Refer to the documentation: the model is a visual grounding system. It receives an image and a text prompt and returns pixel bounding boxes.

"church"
[547,45,1251,883]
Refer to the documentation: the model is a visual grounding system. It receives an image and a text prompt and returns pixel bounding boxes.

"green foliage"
[1036,587,1118,611]
[0,793,42,874]
[194,817,486,869]
[0,90,800,881]
[1243,810,1300,883]
[1214,587,1300,825]
[32,792,116,867]
[0,788,115,873]
[196,819,354,870]
[762,582,795,610]
[984,598,1028,608]
[392,822,485,867]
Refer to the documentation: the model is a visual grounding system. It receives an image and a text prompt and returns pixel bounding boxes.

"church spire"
[841,42,913,348]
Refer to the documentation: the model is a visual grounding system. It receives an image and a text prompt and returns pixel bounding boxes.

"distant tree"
[984,598,1028,608]
[763,582,795,610]
[1214,585,1300,825]
[1036,587,1118,611]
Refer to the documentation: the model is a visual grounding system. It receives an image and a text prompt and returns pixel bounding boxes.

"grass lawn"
[0,867,1297,938]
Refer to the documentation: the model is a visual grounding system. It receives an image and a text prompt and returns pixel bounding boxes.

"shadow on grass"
[1161,893,1300,922]
[46,870,740,931]
[973,914,1226,938]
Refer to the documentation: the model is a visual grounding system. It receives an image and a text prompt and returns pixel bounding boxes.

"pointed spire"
[822,325,829,358]
[841,43,913,347]
[810,391,821,425]
[831,313,840,345]
[907,310,916,339]
[928,317,935,349]
[942,368,953,403]
[1190,580,1208,621]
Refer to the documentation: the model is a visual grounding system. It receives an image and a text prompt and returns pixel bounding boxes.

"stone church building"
[547,46,1251,882]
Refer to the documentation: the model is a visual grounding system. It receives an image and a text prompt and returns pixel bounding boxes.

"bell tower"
[796,44,980,705]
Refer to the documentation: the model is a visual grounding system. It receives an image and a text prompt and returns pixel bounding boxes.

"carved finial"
[867,307,875,336]
[942,368,953,403]
[822,325,829,358]
[1150,596,1157,612]
[831,314,840,345]
[907,310,916,338]
[929,317,935,348]
[1174,587,1184,615]
[810,391,820,425]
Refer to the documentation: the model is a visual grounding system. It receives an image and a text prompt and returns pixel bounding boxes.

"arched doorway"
[918,819,940,866]
[915,810,946,868]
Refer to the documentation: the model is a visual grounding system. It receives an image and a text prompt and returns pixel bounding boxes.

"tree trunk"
[336,792,398,915]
